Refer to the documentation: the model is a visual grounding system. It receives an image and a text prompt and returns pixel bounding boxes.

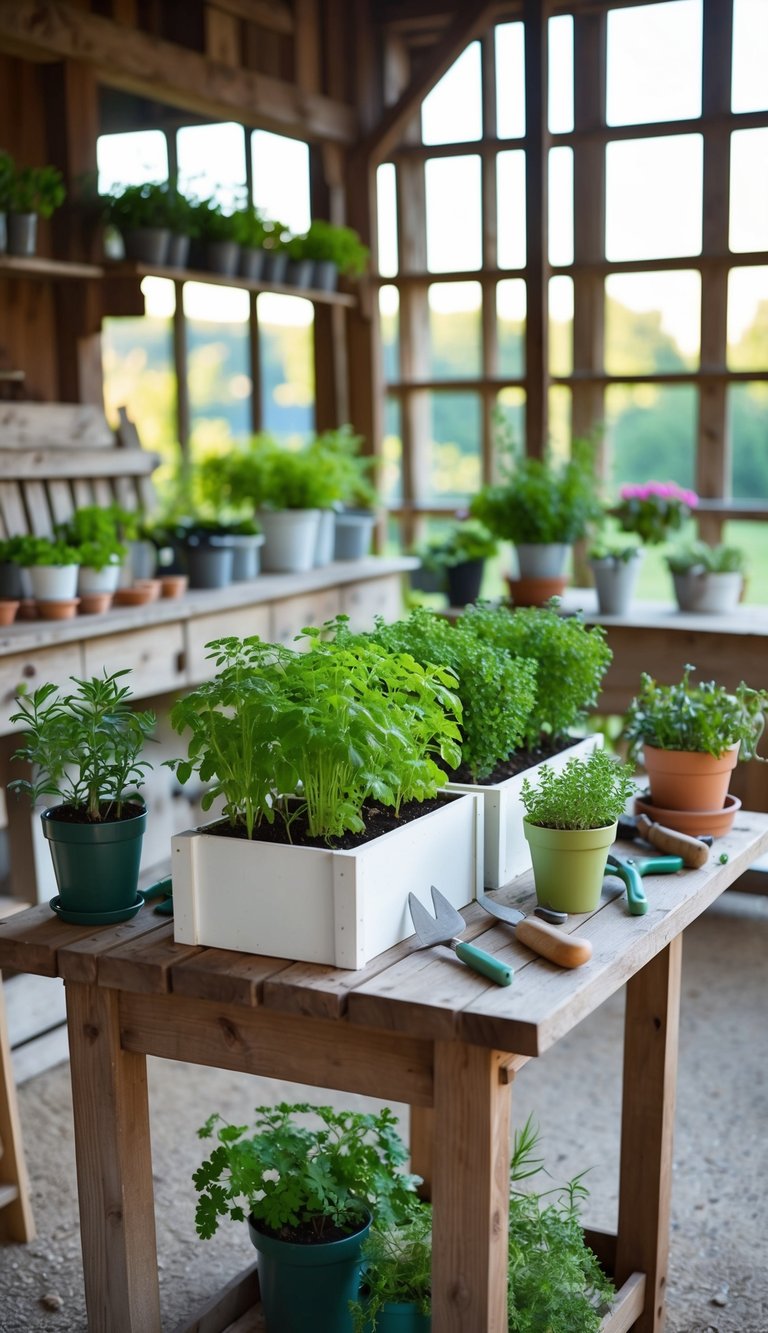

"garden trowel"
[408,886,513,986]
[477,890,592,968]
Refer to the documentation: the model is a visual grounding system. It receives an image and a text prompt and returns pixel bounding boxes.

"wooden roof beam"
[0,0,355,143]
[355,0,498,165]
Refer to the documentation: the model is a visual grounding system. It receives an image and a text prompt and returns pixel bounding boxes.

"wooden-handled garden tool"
[634,813,712,869]
[408,886,514,986]
[477,890,592,968]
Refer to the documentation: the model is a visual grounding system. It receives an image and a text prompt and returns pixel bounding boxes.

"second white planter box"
[443,733,603,890]
[171,791,483,969]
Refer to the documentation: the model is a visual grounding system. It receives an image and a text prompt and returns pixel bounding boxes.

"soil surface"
[0,890,766,1332]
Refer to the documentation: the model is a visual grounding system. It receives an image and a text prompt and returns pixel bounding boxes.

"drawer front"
[340,576,405,631]
[270,589,342,648]
[83,625,186,700]
[0,644,83,735]
[186,606,271,682]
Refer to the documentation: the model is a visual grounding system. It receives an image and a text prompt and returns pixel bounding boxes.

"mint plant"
[193,1103,420,1244]
[520,747,635,831]
[9,669,154,822]
[622,665,768,763]
[350,1204,432,1331]
[168,626,462,841]
[460,601,612,746]
[665,540,745,575]
[470,427,600,545]
[360,607,537,781]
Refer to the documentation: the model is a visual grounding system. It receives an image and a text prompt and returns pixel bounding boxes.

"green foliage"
[167,624,462,841]
[363,607,537,781]
[460,601,612,746]
[8,164,65,218]
[0,149,14,208]
[614,482,698,546]
[470,427,601,545]
[9,670,154,822]
[102,180,190,232]
[187,196,238,242]
[350,1205,433,1331]
[520,746,635,830]
[288,219,370,275]
[415,518,498,572]
[193,1102,420,1244]
[307,425,378,510]
[664,540,746,575]
[232,204,268,249]
[507,1118,615,1332]
[11,535,81,567]
[197,434,342,513]
[622,665,768,763]
[55,505,127,568]
[588,527,642,563]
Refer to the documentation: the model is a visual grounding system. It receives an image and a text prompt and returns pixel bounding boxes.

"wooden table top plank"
[96,921,203,994]
[170,947,296,1006]
[0,904,98,977]
[56,909,174,985]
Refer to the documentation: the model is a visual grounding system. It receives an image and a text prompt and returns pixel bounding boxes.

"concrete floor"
[0,890,766,1333]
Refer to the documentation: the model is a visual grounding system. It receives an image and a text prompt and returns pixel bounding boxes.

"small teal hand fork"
[603,854,683,916]
[408,885,513,986]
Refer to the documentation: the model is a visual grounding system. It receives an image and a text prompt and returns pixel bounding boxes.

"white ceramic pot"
[29,564,79,601]
[515,543,570,578]
[672,570,743,614]
[78,562,121,596]
[590,552,643,616]
[314,509,337,567]
[258,509,321,573]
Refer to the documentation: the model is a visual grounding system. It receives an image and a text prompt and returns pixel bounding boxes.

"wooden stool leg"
[66,981,161,1333]
[430,1041,511,1333]
[0,974,35,1242]
[615,937,682,1332]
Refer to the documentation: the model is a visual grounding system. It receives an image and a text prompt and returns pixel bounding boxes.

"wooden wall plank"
[523,0,549,456]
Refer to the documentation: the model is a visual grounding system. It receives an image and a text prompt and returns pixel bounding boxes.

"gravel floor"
[0,890,766,1333]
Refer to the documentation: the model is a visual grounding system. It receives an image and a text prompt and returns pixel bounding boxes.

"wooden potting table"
[2,812,767,1333]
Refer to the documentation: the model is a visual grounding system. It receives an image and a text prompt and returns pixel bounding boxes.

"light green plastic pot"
[523,818,617,914]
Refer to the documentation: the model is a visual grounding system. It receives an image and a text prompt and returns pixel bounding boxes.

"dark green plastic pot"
[364,1301,431,1332]
[248,1212,371,1333]
[42,805,147,917]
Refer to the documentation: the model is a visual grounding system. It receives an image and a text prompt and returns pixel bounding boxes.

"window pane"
[251,130,310,234]
[606,136,703,260]
[730,129,768,253]
[548,15,574,133]
[604,383,698,493]
[380,286,399,382]
[549,276,573,377]
[549,386,572,460]
[497,280,526,378]
[426,393,482,502]
[728,385,768,500]
[427,283,482,379]
[494,388,526,477]
[425,157,482,271]
[549,147,573,266]
[102,277,177,482]
[722,521,767,604]
[606,1,702,126]
[732,0,768,112]
[377,163,398,277]
[497,151,526,269]
[605,271,701,373]
[496,23,525,138]
[421,42,482,144]
[184,283,251,454]
[382,397,402,505]
[256,293,314,444]
[177,123,245,210]
[97,130,168,195]
[727,266,768,370]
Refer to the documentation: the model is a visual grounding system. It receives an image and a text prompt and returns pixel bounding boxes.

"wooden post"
[615,937,682,1332]
[572,10,607,450]
[523,0,549,457]
[0,974,35,1242]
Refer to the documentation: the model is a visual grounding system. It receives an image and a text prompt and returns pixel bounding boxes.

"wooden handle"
[515,916,592,969]
[635,814,710,869]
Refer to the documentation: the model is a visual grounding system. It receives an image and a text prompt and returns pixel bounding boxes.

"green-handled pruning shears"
[139,876,174,915]
[604,853,683,916]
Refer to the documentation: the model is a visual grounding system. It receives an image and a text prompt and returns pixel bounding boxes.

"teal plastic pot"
[42,805,146,917]
[248,1212,371,1333]
[364,1301,431,1332]
[523,818,617,914]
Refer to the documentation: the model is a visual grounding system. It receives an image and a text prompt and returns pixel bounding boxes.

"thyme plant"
[520,747,636,831]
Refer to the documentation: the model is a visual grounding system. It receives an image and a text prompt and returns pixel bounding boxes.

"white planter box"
[171,791,483,969]
[443,733,603,889]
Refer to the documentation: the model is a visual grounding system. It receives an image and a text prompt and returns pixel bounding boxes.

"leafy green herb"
[665,540,746,575]
[470,423,601,545]
[507,1118,615,1332]
[622,665,768,763]
[168,625,462,841]
[460,601,612,746]
[415,517,498,572]
[9,670,154,821]
[350,1205,433,1331]
[197,433,343,514]
[521,747,636,830]
[193,1103,420,1244]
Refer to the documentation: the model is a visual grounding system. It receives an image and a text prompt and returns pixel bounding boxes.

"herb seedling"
[622,665,768,763]
[350,1205,433,1331]
[521,747,636,831]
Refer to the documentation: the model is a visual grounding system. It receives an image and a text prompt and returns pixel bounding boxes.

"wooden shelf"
[0,254,103,281]
[107,259,358,307]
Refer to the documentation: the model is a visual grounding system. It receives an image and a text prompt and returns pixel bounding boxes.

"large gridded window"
[377,2,768,601]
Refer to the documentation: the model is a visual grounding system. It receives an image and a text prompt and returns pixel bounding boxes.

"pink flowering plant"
[614,482,698,546]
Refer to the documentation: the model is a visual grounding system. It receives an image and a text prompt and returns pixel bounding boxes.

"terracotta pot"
[635,791,741,838]
[0,599,19,625]
[642,742,740,813]
[132,578,162,602]
[36,598,80,620]
[79,592,113,615]
[17,599,38,621]
[160,574,188,599]
[113,586,156,607]
[505,574,568,607]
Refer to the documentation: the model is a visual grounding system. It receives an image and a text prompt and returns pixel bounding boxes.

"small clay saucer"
[634,791,741,838]
[79,592,113,615]
[160,574,188,599]
[36,598,80,621]
[114,585,156,607]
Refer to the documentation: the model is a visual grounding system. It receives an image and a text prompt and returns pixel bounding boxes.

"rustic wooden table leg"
[0,974,35,1241]
[615,936,682,1332]
[409,1105,434,1199]
[430,1040,511,1333]
[65,982,161,1333]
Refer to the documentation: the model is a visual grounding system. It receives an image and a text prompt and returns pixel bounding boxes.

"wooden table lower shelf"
[2,811,767,1333]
